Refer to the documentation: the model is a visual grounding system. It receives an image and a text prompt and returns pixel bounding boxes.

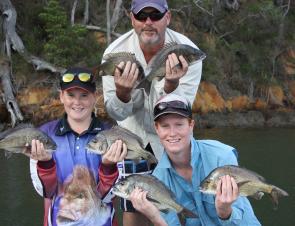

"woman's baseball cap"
[154,94,192,121]
[59,67,96,93]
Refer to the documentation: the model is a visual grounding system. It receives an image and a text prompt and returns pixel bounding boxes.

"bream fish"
[112,174,198,226]
[97,52,145,79]
[0,124,56,157]
[200,165,289,209]
[86,125,158,164]
[135,42,206,94]
[57,165,111,226]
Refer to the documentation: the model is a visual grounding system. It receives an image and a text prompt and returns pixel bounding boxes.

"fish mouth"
[57,209,81,222]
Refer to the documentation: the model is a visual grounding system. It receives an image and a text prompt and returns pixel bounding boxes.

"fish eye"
[77,192,85,199]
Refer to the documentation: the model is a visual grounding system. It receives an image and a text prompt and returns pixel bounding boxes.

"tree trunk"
[0,55,23,126]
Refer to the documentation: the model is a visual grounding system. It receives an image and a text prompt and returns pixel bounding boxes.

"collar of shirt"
[55,113,103,136]
[156,137,200,169]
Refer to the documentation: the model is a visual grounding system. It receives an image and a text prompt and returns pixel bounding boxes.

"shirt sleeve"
[218,197,261,226]
[102,75,145,121]
[36,158,58,198]
[162,61,202,104]
[97,163,119,198]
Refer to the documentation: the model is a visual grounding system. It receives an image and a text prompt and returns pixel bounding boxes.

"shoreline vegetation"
[0,0,294,129]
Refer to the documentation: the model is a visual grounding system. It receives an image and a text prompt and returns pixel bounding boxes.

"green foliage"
[38,0,100,67]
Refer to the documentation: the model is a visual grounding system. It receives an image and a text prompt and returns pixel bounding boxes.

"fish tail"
[270,186,289,210]
[135,79,151,95]
[148,154,158,164]
[177,208,198,226]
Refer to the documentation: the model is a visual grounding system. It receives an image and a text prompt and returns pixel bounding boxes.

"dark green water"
[0,128,294,226]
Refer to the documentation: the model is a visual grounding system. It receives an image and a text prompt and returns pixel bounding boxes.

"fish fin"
[237,180,251,187]
[181,207,198,218]
[177,213,186,226]
[112,126,145,147]
[102,52,136,61]
[132,158,141,165]
[237,165,267,182]
[135,79,152,95]
[4,150,13,158]
[0,123,35,139]
[250,191,264,200]
[146,196,161,205]
[147,153,158,164]
[270,186,289,210]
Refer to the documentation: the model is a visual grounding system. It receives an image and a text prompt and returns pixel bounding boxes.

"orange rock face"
[192,82,225,114]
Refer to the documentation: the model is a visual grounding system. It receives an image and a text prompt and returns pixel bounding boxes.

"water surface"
[0,128,294,225]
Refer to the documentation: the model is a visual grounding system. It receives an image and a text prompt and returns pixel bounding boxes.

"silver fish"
[97,52,145,80]
[112,174,198,226]
[0,124,56,157]
[135,42,206,94]
[86,125,158,164]
[57,165,111,226]
[200,165,289,209]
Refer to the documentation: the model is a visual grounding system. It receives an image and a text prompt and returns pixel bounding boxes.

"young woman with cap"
[29,67,126,226]
[129,93,261,226]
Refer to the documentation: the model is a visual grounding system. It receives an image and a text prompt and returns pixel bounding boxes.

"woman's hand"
[215,175,239,219]
[129,187,168,226]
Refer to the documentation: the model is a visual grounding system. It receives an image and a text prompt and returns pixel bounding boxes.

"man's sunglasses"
[154,100,192,116]
[62,73,93,83]
[133,10,167,22]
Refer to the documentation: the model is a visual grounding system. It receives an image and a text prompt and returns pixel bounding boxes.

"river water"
[0,128,294,226]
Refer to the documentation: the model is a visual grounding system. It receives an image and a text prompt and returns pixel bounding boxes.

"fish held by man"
[86,125,158,164]
[96,52,145,79]
[112,174,198,226]
[135,42,207,94]
[199,165,289,210]
[57,165,111,226]
[0,124,56,157]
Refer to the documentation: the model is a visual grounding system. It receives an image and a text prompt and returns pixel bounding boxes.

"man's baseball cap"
[60,67,96,93]
[131,0,168,14]
[154,94,192,121]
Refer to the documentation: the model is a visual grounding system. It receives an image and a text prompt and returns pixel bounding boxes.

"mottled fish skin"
[57,165,111,226]
[86,125,158,164]
[97,52,145,80]
[112,174,198,225]
[200,165,289,209]
[135,42,206,95]
[0,124,56,156]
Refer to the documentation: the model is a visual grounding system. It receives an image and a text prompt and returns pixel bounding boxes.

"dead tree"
[0,0,65,73]
[0,56,23,126]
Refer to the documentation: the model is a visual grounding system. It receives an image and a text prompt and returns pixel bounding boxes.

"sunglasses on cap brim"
[62,73,93,83]
[154,100,192,117]
[133,10,167,22]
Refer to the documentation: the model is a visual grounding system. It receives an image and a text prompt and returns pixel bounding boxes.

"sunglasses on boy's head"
[133,10,167,22]
[62,72,93,83]
[154,100,192,116]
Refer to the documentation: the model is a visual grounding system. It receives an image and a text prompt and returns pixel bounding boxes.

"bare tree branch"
[110,0,123,32]
[71,0,78,26]
[0,55,23,126]
[106,0,111,45]
[83,0,89,25]
[193,0,214,17]
[0,0,65,73]
[85,25,121,38]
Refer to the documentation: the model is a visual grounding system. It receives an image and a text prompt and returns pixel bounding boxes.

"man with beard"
[102,0,203,225]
